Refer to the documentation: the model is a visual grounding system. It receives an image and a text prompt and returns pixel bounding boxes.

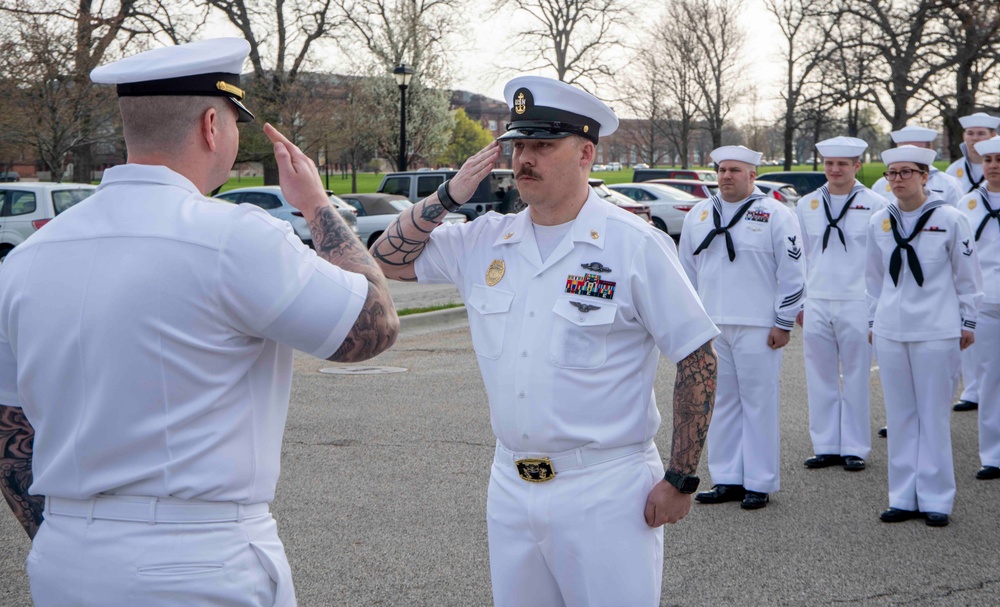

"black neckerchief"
[974,185,1000,241]
[886,201,942,287]
[693,194,763,262]
[820,183,865,252]
[964,158,985,193]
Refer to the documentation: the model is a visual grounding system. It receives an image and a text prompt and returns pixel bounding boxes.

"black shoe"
[695,484,745,504]
[740,491,769,510]
[976,466,1000,480]
[843,456,866,471]
[953,400,978,412]
[879,507,918,523]
[878,427,887,438]
[805,454,844,468]
[924,512,950,527]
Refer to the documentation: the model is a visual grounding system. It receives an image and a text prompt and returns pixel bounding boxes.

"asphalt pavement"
[1,286,999,606]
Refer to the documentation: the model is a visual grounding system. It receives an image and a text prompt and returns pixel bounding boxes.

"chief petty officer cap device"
[91,37,255,123]
[497,76,618,145]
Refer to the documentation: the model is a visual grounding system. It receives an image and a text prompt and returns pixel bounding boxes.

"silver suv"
[377,169,521,220]
[0,183,96,261]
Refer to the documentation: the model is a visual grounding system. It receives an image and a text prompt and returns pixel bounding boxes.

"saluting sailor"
[795,137,887,472]
[866,145,983,528]
[678,145,806,510]
[872,125,964,207]
[946,113,999,413]
[371,76,720,607]
[959,136,1000,481]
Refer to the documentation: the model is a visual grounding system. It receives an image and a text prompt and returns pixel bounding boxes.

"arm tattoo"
[667,340,717,475]
[371,198,451,281]
[308,207,398,363]
[0,405,43,539]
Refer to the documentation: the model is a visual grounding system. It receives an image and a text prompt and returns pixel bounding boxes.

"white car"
[214,186,359,246]
[608,182,701,236]
[339,193,466,248]
[0,182,96,261]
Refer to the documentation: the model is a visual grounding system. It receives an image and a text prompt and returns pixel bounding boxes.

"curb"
[398,305,468,333]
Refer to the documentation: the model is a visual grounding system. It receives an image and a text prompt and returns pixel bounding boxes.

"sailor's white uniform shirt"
[946,143,987,195]
[414,190,719,454]
[960,187,1000,305]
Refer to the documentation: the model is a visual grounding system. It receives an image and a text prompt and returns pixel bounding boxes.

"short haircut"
[119,96,232,156]
[914,162,929,172]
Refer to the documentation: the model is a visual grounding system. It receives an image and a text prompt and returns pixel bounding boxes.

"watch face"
[680,476,700,493]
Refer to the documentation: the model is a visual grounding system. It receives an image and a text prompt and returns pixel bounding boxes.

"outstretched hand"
[445,141,503,205]
[263,123,329,218]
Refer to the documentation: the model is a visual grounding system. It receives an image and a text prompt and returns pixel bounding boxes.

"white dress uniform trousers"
[866,195,983,514]
[679,191,806,494]
[796,184,887,458]
[415,191,719,607]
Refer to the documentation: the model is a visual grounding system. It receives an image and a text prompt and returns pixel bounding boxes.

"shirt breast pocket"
[550,295,618,369]
[467,284,515,359]
[916,232,950,264]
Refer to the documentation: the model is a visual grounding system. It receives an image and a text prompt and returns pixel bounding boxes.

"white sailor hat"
[498,76,618,144]
[881,145,937,166]
[816,136,868,158]
[889,125,937,144]
[959,112,1000,130]
[710,145,763,166]
[91,38,254,123]
[974,136,1000,156]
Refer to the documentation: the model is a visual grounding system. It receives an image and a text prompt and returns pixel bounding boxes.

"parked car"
[633,168,718,183]
[632,163,649,170]
[591,164,607,172]
[758,171,827,195]
[755,180,801,208]
[605,161,623,171]
[214,186,359,246]
[0,171,20,182]
[0,182,96,261]
[608,182,701,235]
[589,179,653,224]
[647,178,719,199]
[339,193,466,247]
[378,169,520,220]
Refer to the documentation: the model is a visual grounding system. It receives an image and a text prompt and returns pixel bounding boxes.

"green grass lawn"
[219,172,386,195]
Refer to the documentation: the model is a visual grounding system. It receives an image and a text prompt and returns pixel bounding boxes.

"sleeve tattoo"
[0,405,43,539]
[668,340,718,475]
[370,201,450,281]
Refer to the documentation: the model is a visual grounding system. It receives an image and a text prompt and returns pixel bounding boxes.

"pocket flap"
[552,296,617,326]
[468,284,515,315]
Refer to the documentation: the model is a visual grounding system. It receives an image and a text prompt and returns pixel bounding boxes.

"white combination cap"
[710,145,763,166]
[974,135,1000,156]
[91,38,254,123]
[889,125,937,144]
[816,136,868,159]
[498,76,618,144]
[959,112,1000,130]
[881,145,937,166]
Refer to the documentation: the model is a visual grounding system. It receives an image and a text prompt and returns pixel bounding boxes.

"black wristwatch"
[436,180,463,212]
[663,469,700,494]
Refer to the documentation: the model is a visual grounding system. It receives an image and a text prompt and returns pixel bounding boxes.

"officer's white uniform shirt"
[947,143,987,195]
[0,164,367,503]
[795,182,887,300]
[678,189,806,329]
[414,189,719,454]
[873,169,963,207]
[865,194,983,340]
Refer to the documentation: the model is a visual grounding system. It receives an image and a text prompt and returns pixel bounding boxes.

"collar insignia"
[504,232,514,240]
[590,229,599,240]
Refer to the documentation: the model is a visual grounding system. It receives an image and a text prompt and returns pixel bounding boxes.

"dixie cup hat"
[498,76,618,144]
[959,112,1000,130]
[881,145,937,166]
[709,145,763,166]
[889,125,937,144]
[974,136,1000,156]
[816,136,868,159]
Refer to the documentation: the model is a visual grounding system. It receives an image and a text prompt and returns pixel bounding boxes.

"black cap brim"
[497,128,574,142]
[229,97,254,123]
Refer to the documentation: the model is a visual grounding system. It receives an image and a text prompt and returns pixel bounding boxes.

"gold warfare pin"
[486,259,505,286]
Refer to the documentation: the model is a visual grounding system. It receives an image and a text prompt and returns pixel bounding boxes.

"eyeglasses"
[883,169,926,180]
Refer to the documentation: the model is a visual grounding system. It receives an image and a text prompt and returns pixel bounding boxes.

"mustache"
[516,168,542,180]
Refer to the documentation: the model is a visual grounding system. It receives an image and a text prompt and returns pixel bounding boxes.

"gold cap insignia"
[810,199,819,210]
[969,198,977,210]
[216,81,245,99]
[514,91,527,115]
[699,210,709,222]
[882,218,892,233]
[590,230,599,240]
[957,168,965,178]
[486,259,506,286]
[504,232,514,240]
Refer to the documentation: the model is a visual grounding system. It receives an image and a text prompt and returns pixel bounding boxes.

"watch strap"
[436,180,463,212]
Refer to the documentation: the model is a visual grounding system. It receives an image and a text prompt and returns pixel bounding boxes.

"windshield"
[389,199,413,212]
[645,183,700,200]
[52,188,94,215]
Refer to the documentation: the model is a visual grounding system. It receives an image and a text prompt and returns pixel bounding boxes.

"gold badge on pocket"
[810,199,819,210]
[882,218,891,233]
[486,259,505,286]
[969,199,977,210]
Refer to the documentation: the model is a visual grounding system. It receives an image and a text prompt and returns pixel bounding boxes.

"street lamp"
[393,64,414,171]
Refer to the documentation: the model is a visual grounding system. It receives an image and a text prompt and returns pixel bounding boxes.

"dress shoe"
[879,507,918,523]
[843,456,865,471]
[805,454,844,468]
[878,427,887,438]
[953,400,978,412]
[740,491,769,510]
[924,512,949,527]
[976,466,1000,480]
[695,484,745,504]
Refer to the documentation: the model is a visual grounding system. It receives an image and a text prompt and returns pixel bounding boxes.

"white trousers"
[874,336,960,515]
[28,501,294,607]
[960,341,980,402]
[978,303,1000,467]
[802,299,872,459]
[707,324,782,494]
[487,442,664,607]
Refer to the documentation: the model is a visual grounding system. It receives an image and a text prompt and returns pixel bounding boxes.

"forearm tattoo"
[0,405,43,539]
[668,340,718,475]
[309,207,397,363]
[371,199,450,281]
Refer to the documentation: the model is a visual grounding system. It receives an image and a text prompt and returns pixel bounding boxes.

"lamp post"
[393,64,414,171]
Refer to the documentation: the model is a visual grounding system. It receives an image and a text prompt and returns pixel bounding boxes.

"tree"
[617,33,671,167]
[437,109,492,168]
[652,5,704,168]
[330,75,381,192]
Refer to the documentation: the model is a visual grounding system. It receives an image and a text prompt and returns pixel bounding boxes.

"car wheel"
[652,217,667,233]
[367,231,383,248]
[0,245,12,264]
